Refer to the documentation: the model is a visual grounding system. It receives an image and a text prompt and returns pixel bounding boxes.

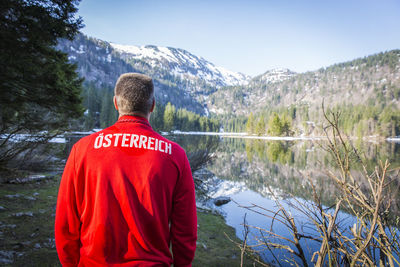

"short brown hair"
[114,73,154,115]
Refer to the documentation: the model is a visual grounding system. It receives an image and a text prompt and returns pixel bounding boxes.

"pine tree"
[100,90,117,129]
[267,113,283,136]
[163,102,176,132]
[246,112,255,134]
[0,0,83,163]
[255,115,266,136]
[149,102,165,132]
[281,114,292,136]
[199,116,208,132]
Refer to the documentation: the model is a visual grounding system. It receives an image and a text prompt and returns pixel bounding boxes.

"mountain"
[209,51,400,116]
[208,50,400,136]
[57,34,249,114]
[110,43,249,89]
[58,35,135,85]
[206,68,297,115]
[58,34,400,136]
[250,68,296,85]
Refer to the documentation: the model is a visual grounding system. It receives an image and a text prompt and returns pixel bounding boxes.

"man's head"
[114,73,155,117]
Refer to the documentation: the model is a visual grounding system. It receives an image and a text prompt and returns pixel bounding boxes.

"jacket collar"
[117,115,151,126]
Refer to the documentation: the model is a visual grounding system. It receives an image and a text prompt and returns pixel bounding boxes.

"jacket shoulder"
[71,129,108,150]
[153,133,186,156]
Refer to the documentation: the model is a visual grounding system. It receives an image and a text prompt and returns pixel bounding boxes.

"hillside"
[110,43,249,90]
[209,51,400,115]
[208,50,400,136]
[57,34,400,136]
[57,34,249,115]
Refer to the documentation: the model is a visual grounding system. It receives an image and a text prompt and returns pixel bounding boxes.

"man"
[55,73,197,266]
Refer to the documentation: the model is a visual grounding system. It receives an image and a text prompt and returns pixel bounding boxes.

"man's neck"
[119,112,150,121]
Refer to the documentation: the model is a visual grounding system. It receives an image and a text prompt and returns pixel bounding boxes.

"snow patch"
[110,43,250,87]
[256,68,296,84]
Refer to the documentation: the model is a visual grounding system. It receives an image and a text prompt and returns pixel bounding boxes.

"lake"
[170,134,400,265]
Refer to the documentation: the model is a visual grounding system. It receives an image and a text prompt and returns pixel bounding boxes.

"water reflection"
[203,137,400,265]
[246,140,294,165]
[208,138,400,209]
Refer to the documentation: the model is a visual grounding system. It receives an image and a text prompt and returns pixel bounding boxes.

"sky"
[77,0,400,76]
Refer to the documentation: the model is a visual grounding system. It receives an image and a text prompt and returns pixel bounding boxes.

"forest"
[221,103,400,138]
[80,82,220,133]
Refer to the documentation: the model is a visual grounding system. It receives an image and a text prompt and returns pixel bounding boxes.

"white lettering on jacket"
[94,133,172,154]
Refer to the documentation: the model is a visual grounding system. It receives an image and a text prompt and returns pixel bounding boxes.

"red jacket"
[55,115,197,266]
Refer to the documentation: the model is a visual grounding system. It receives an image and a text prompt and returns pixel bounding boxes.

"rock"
[213,196,231,206]
[16,252,24,258]
[196,242,208,250]
[5,194,22,199]
[8,175,53,184]
[11,212,33,217]
[0,206,5,211]
[21,241,32,246]
[43,238,56,249]
[0,224,16,229]
[0,250,14,264]
[196,203,213,212]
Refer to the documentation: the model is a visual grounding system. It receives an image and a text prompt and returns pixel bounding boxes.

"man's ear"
[113,96,119,111]
[150,98,155,113]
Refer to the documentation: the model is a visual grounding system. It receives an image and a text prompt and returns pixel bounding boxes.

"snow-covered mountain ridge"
[110,43,250,88]
[251,68,297,84]
[57,34,299,115]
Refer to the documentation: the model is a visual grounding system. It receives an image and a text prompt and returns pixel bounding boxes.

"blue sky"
[77,0,400,76]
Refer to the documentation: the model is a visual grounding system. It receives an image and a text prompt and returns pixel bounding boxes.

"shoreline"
[170,130,400,143]
[2,131,399,144]
[194,208,263,266]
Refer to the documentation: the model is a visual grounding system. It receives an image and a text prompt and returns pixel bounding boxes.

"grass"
[0,174,263,266]
[0,175,59,267]
[194,209,261,267]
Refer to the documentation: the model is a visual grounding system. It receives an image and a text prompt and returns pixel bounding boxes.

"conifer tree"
[149,102,165,132]
[267,113,283,136]
[100,90,117,129]
[281,114,292,136]
[163,102,176,132]
[246,112,255,134]
[255,115,266,136]
[0,0,83,163]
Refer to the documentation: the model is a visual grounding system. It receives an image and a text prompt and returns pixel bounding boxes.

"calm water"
[60,133,400,265]
[172,135,400,265]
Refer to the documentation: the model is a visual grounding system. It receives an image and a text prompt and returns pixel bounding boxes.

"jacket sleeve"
[55,145,81,266]
[171,153,197,267]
